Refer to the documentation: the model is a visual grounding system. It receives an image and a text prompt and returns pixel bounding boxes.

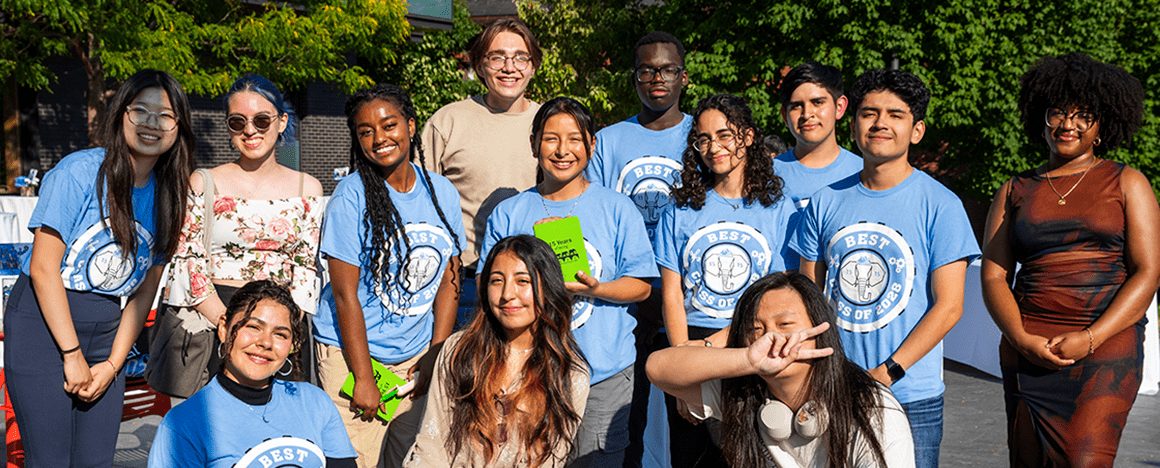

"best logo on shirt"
[825,222,916,332]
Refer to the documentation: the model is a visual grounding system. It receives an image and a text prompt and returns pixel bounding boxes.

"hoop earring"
[1094,137,1102,146]
[218,342,228,359]
[277,358,294,378]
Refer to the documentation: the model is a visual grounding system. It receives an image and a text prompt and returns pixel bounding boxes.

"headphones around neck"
[757,399,827,442]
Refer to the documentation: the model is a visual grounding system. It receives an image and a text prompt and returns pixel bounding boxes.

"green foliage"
[372,0,485,123]
[1,0,411,133]
[514,0,1160,200]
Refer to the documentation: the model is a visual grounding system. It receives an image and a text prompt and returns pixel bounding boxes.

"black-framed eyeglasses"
[693,131,736,153]
[1045,108,1096,133]
[635,66,684,83]
[484,54,532,71]
[226,114,276,133]
[126,106,178,131]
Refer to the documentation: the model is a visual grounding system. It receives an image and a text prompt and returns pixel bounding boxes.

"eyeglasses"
[1045,108,1096,133]
[693,131,737,153]
[484,54,532,71]
[226,114,276,133]
[126,106,178,131]
[634,66,684,83]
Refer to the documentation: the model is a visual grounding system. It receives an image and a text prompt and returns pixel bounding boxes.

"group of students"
[4,15,1157,468]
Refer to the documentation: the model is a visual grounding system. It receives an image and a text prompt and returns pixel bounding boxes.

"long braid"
[412,133,462,295]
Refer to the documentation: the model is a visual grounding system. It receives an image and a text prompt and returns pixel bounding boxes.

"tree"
[0,0,411,143]
[518,0,1160,199]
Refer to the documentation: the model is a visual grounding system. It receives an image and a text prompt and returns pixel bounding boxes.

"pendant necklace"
[1044,159,1101,205]
[245,399,271,423]
[539,180,588,218]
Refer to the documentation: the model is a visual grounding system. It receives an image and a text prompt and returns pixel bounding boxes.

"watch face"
[886,360,905,381]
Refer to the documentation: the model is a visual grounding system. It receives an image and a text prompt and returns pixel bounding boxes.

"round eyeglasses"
[226,114,276,133]
[635,66,684,83]
[1045,108,1096,133]
[693,132,737,153]
[126,106,178,131]
[484,54,532,71]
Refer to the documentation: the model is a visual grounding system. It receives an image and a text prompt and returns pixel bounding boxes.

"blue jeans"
[901,395,944,468]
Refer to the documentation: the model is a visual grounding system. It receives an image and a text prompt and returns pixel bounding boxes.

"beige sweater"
[403,332,590,468]
[421,97,541,268]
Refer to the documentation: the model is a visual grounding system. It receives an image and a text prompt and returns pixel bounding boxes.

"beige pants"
[317,343,428,468]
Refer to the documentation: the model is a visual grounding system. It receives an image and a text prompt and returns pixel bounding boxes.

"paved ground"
[100,359,1159,468]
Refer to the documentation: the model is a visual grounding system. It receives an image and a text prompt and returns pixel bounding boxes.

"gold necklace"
[1044,159,1101,205]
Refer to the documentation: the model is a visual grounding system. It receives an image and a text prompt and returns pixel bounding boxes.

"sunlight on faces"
[695,109,751,178]
[1042,104,1101,162]
[782,82,847,147]
[535,113,592,187]
[481,31,536,106]
[218,299,295,388]
[123,87,179,160]
[354,98,415,180]
[751,287,817,380]
[227,90,288,161]
[487,251,539,342]
[851,90,924,162]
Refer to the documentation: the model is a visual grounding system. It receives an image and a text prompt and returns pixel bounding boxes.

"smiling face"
[479,31,536,108]
[851,90,925,163]
[750,287,817,380]
[634,42,687,112]
[353,98,416,180]
[535,112,591,187]
[782,82,847,148]
[487,250,539,342]
[1043,104,1100,162]
[122,87,179,159]
[227,90,288,161]
[695,109,750,180]
[218,299,294,388]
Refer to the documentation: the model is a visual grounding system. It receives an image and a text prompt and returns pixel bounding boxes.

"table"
[0,197,37,243]
[944,259,1160,395]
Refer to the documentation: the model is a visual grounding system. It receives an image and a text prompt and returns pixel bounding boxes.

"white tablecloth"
[945,259,1160,395]
[0,196,38,243]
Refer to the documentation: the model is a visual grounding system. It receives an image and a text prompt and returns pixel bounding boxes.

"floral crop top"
[166,191,323,314]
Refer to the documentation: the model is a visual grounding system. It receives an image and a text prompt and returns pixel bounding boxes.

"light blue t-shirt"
[772,148,863,271]
[585,114,692,243]
[148,377,357,468]
[20,148,160,297]
[789,170,980,404]
[312,165,465,364]
[654,190,796,330]
[480,184,658,384]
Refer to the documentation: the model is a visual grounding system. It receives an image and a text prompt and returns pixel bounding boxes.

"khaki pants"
[317,343,428,468]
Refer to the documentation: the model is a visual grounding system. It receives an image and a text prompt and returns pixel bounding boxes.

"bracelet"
[106,360,119,374]
[59,345,82,355]
[1084,328,1094,356]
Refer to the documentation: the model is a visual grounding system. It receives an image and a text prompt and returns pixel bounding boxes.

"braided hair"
[343,84,462,300]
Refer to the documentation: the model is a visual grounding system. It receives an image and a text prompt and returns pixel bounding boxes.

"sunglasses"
[225,113,276,133]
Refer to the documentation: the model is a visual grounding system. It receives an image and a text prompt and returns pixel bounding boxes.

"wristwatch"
[884,357,905,384]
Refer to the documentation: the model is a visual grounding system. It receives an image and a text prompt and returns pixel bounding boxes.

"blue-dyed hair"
[224,74,298,146]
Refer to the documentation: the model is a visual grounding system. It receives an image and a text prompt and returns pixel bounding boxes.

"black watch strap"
[884,357,905,383]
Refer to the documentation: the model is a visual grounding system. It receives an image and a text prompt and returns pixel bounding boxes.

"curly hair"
[848,69,931,122]
[1018,52,1144,155]
[445,235,587,466]
[343,83,462,304]
[778,62,844,106]
[671,94,783,209]
[720,272,889,468]
[220,280,306,381]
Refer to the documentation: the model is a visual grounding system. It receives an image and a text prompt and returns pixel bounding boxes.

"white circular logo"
[60,218,153,295]
[374,223,454,316]
[570,239,602,329]
[233,436,326,468]
[682,222,771,319]
[616,157,682,240]
[825,222,915,332]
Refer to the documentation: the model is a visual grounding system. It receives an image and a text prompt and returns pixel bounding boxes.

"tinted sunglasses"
[225,113,276,133]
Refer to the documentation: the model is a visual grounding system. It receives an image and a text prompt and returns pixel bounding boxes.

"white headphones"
[757,399,827,442]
